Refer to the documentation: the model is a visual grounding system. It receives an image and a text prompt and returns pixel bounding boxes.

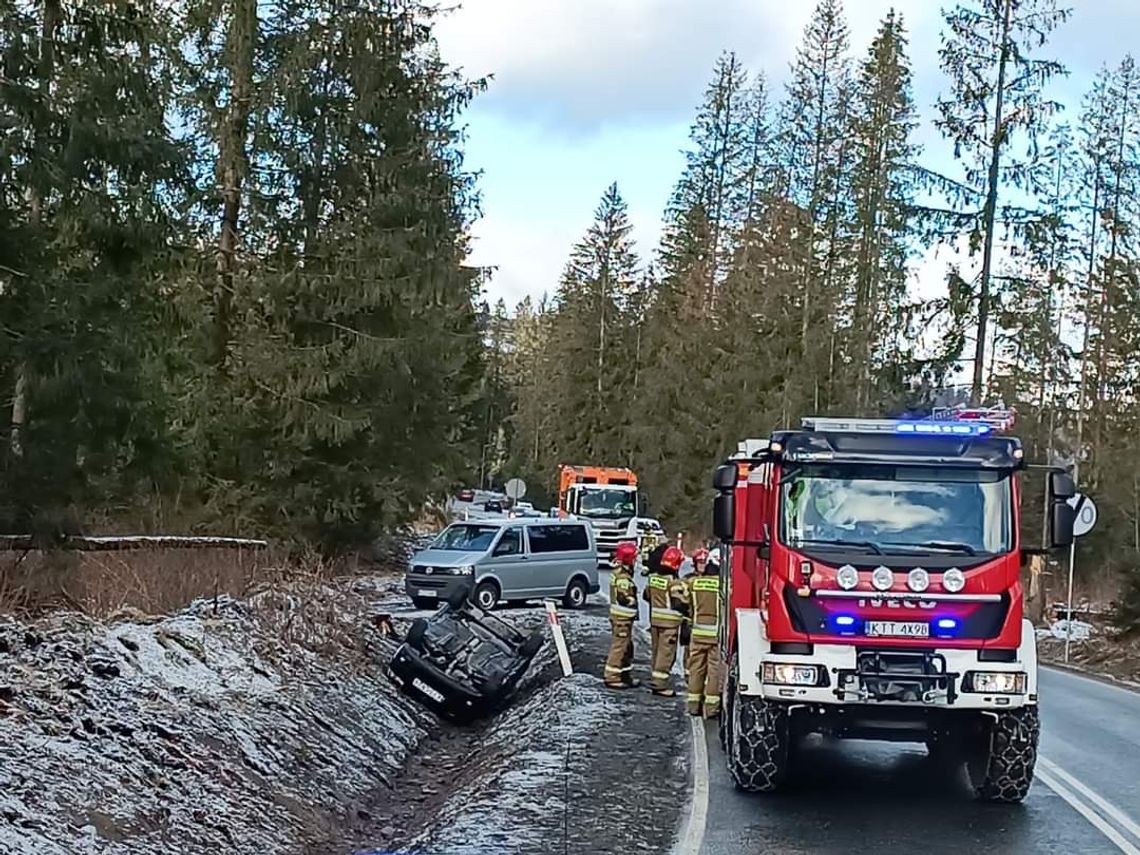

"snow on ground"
[0,578,433,854]
[392,673,622,855]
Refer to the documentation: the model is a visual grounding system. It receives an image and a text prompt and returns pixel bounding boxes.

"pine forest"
[2,0,1140,625]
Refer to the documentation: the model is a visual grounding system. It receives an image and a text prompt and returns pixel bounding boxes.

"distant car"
[457,488,475,503]
[509,501,541,519]
[388,588,545,722]
[483,500,504,514]
[405,518,600,610]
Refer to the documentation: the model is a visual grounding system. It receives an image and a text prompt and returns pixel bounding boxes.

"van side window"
[493,528,522,556]
[529,524,588,553]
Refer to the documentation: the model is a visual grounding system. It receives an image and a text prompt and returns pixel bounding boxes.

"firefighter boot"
[650,626,679,696]
[604,620,636,688]
[686,641,710,715]
[703,643,724,719]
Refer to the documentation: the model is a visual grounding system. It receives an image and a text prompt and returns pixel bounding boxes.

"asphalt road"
[698,666,1140,854]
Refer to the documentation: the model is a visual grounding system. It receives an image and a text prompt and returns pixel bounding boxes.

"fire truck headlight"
[965,671,1027,694]
[837,564,859,590]
[943,568,966,593]
[762,662,822,686]
[907,567,930,593]
[871,566,894,591]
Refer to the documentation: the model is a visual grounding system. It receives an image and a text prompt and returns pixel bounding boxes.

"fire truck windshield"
[780,464,1012,556]
[577,488,636,519]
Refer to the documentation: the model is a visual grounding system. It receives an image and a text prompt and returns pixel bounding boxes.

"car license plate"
[412,678,445,703]
[866,621,929,638]
[417,589,437,598]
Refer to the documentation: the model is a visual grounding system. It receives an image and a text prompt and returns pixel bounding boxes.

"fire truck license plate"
[866,621,929,638]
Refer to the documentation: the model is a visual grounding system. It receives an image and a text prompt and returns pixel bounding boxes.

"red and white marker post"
[544,600,573,677]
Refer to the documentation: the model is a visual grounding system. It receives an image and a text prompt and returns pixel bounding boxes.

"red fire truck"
[711,411,1076,803]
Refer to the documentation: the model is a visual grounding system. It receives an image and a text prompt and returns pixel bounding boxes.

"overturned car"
[388,588,546,723]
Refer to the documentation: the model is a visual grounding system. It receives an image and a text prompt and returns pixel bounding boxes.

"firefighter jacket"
[686,572,721,643]
[609,566,638,623]
[644,572,689,628]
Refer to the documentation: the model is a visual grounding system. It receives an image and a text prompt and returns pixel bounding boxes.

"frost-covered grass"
[0,578,433,854]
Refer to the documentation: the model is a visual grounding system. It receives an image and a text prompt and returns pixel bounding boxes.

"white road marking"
[1042,664,1140,698]
[1037,767,1140,854]
[672,715,710,855]
[1040,756,1140,843]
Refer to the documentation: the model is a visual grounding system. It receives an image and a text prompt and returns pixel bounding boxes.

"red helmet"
[692,548,710,563]
[661,546,684,571]
[614,541,638,566]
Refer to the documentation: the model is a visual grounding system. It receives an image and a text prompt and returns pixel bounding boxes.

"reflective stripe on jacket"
[610,568,638,621]
[647,573,688,628]
[688,575,720,639]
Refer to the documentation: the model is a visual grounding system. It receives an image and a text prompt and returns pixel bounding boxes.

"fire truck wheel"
[727,695,791,793]
[970,706,1040,803]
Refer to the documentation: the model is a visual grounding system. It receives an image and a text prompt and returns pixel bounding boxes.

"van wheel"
[473,580,500,611]
[563,577,589,610]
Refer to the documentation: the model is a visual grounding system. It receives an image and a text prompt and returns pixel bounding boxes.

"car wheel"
[405,618,428,648]
[520,632,544,660]
[411,596,438,610]
[445,585,472,610]
[563,577,589,610]
[473,580,500,611]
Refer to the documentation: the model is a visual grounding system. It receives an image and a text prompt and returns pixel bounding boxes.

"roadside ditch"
[0,577,690,855]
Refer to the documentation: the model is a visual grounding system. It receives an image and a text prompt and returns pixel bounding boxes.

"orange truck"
[557,465,645,566]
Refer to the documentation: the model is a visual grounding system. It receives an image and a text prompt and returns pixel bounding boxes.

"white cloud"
[439,0,1135,318]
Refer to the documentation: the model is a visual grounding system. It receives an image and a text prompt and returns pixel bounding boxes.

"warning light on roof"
[894,421,992,436]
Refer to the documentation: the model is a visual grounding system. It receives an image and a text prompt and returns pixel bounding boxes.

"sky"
[432,0,1140,310]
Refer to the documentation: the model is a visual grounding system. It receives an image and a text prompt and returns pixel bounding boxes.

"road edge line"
[1037,768,1140,855]
[1041,662,1140,694]
[1040,757,1140,844]
[672,715,710,855]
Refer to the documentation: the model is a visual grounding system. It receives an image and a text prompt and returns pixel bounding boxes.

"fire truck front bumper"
[735,610,1038,711]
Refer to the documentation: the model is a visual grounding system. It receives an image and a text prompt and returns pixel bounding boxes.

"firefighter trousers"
[685,639,724,717]
[650,626,679,691]
[604,619,635,686]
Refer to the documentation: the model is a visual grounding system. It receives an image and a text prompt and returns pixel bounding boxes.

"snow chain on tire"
[975,705,1040,803]
[728,695,791,793]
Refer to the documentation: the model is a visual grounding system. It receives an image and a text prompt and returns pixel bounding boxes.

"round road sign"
[1067,493,1098,537]
[504,478,527,500]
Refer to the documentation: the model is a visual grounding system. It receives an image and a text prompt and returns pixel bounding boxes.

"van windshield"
[432,524,500,552]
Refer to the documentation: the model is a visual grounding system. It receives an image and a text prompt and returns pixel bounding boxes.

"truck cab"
[557,464,645,566]
[712,413,1077,803]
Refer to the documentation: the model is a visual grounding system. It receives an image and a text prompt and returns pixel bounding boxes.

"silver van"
[405,518,600,611]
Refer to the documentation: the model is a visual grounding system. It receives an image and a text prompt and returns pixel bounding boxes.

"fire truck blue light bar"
[895,421,991,436]
[802,417,993,436]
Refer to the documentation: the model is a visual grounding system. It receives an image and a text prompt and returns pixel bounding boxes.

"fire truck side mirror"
[1049,471,1076,501]
[713,464,737,491]
[713,493,735,542]
[1050,501,1076,550]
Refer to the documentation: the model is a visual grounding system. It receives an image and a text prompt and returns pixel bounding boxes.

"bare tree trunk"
[972,0,1013,404]
[213,0,256,370]
[10,0,62,459]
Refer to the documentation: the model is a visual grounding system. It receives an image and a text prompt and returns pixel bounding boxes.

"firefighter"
[644,545,689,696]
[681,548,709,679]
[638,529,661,574]
[685,547,724,718]
[604,541,641,689]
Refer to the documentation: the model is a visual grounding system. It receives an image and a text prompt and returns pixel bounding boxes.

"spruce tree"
[846,11,920,413]
[934,0,1070,402]
[0,0,188,531]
